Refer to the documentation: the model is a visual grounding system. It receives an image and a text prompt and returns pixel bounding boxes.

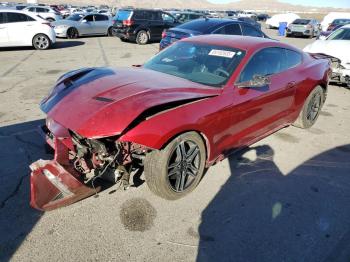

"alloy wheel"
[167,140,201,192]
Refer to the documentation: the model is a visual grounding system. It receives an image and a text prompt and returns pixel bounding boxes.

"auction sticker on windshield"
[209,49,236,58]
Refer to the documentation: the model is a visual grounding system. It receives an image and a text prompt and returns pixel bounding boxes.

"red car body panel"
[30,35,331,210]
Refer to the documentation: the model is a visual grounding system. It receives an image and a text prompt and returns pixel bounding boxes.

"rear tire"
[293,86,325,129]
[136,30,149,45]
[144,132,206,200]
[32,34,51,50]
[67,27,79,39]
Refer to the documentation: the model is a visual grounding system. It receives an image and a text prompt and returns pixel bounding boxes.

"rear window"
[114,10,132,21]
[292,19,310,25]
[176,19,222,33]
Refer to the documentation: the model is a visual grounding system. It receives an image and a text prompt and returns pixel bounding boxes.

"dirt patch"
[275,132,299,143]
[120,53,132,59]
[326,104,338,108]
[307,128,325,135]
[320,111,333,117]
[46,70,62,74]
[120,198,156,232]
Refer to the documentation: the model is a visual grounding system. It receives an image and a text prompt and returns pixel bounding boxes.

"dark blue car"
[160,18,268,50]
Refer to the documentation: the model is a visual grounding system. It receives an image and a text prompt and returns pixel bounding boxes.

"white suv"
[0,10,56,49]
[23,6,62,22]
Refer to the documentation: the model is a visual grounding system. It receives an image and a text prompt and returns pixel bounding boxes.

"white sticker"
[209,49,236,58]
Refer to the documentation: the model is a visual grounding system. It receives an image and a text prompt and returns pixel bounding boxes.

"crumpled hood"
[304,40,350,68]
[41,67,220,138]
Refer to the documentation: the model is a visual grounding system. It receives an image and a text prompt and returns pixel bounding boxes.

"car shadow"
[51,40,85,49]
[197,144,350,262]
[0,119,49,261]
[0,41,84,51]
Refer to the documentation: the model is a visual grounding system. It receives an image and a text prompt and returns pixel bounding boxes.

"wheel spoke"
[186,146,199,163]
[187,163,198,177]
[179,172,186,191]
[179,142,187,161]
[168,168,180,177]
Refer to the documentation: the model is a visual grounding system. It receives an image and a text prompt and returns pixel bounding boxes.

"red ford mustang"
[30,35,331,210]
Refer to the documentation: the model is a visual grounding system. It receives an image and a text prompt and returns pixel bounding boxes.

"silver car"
[53,13,113,38]
[286,18,320,38]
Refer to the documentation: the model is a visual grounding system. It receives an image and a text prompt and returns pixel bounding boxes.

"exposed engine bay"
[69,130,149,189]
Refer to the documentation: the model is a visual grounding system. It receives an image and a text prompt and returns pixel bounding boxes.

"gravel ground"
[0,27,349,262]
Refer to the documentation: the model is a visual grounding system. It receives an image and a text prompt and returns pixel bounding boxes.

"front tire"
[293,86,325,129]
[144,132,206,200]
[32,34,51,50]
[136,30,149,45]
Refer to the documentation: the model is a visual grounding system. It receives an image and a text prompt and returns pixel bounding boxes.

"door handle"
[287,81,296,88]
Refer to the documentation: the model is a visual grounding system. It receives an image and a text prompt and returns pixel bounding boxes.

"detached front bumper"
[30,122,98,211]
[30,160,98,211]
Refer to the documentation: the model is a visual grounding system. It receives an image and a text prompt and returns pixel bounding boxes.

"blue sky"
[208,0,350,8]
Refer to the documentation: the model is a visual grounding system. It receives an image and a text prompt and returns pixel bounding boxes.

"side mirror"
[81,19,87,23]
[236,75,271,88]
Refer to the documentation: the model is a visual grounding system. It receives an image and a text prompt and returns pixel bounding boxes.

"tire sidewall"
[300,86,324,128]
[136,30,149,45]
[32,34,51,50]
[145,132,206,200]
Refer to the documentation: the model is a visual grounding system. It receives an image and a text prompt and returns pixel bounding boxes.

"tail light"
[122,19,134,26]
[161,30,167,39]
[327,24,335,31]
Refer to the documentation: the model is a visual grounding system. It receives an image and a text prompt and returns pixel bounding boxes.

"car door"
[5,12,36,46]
[79,14,94,35]
[224,47,301,149]
[148,11,163,39]
[93,14,108,34]
[0,12,9,46]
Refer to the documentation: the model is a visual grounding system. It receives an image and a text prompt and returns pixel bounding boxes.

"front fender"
[118,95,229,163]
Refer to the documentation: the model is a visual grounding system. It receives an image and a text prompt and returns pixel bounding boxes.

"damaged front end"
[30,119,149,211]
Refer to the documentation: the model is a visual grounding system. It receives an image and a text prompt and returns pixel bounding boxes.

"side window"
[94,14,108,21]
[224,23,242,35]
[28,7,35,12]
[6,12,34,23]
[36,8,48,13]
[213,23,242,35]
[0,13,4,24]
[241,25,263,37]
[133,11,146,19]
[284,49,302,70]
[84,15,94,22]
[151,11,161,21]
[238,48,286,83]
[162,13,174,23]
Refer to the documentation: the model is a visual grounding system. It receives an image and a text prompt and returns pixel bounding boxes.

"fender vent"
[94,97,115,102]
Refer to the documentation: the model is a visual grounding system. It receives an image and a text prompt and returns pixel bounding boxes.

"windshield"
[66,14,84,21]
[143,42,246,87]
[328,28,350,40]
[292,19,310,25]
[114,10,132,21]
[333,19,350,25]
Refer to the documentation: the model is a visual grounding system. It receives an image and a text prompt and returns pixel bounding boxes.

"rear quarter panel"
[290,53,330,121]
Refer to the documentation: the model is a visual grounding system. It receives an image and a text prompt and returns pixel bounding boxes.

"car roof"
[176,18,249,32]
[0,9,29,13]
[181,34,295,52]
